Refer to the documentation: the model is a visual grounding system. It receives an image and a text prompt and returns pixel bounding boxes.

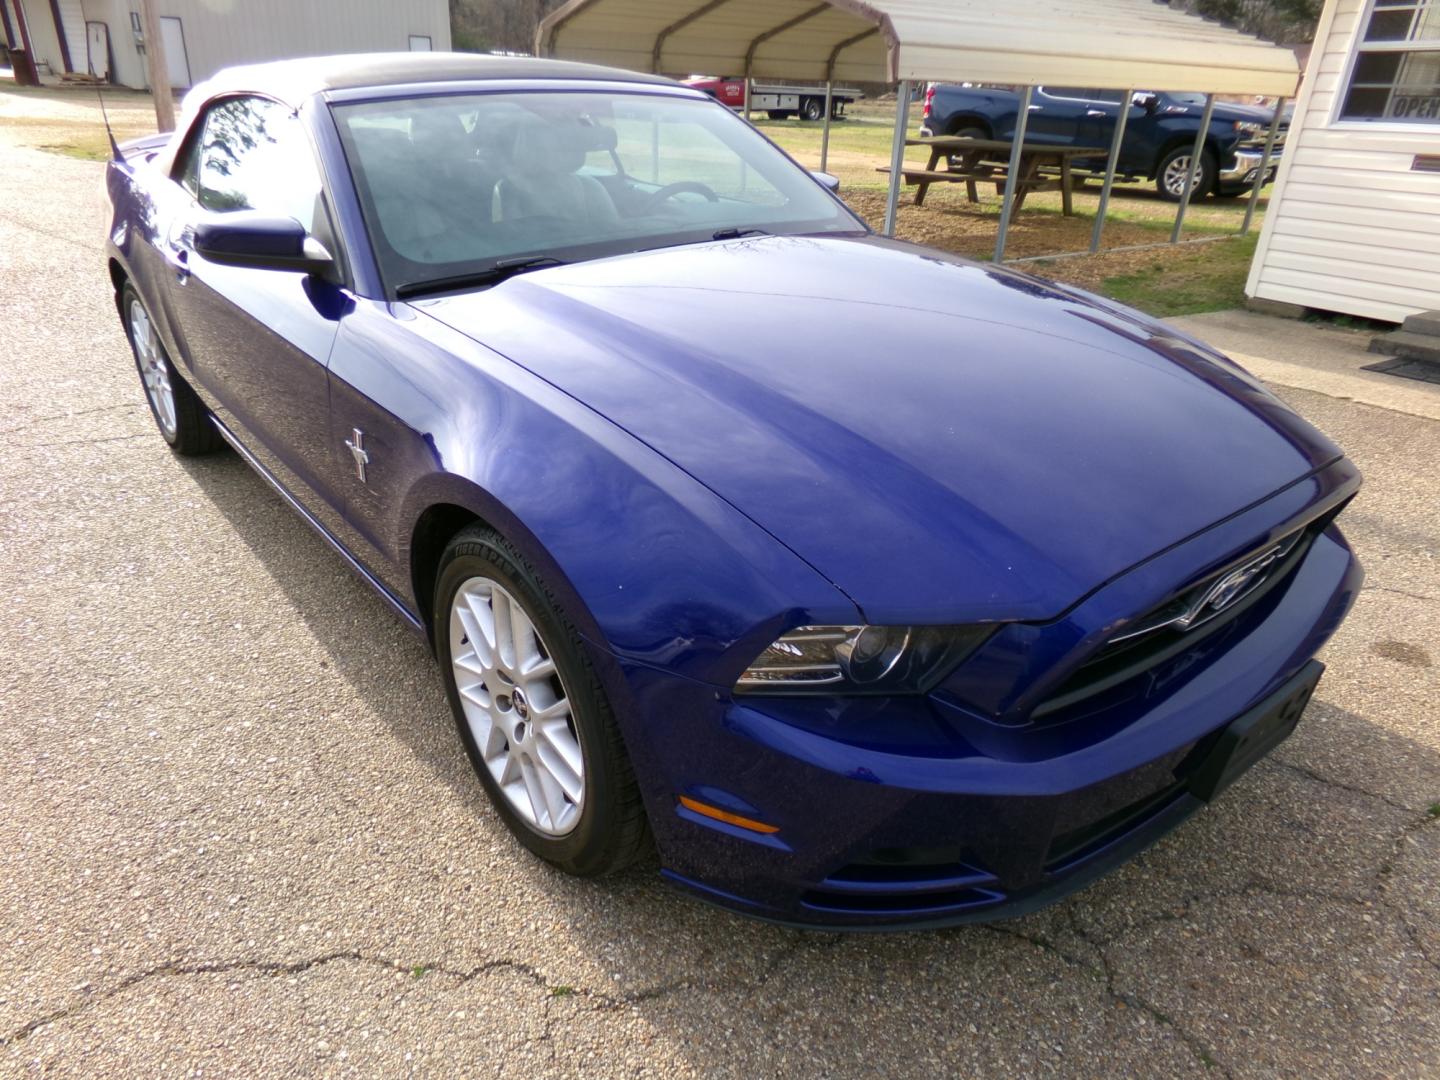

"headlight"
[1234,121,1266,136]
[735,625,995,695]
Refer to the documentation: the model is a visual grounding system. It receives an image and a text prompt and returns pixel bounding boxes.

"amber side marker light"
[678,796,780,835]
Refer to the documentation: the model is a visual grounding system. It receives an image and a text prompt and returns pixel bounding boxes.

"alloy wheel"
[449,576,585,836]
[1164,153,1196,198]
[129,299,177,439]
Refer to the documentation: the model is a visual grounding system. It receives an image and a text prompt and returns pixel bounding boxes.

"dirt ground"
[840,185,1258,309]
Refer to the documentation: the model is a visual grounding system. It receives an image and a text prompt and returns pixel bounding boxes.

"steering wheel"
[644,181,720,210]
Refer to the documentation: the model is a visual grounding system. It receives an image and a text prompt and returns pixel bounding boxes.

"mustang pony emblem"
[345,428,370,483]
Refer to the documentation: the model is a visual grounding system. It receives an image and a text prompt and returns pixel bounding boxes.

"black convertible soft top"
[198,51,677,105]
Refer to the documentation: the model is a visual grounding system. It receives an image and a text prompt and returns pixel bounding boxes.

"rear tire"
[435,525,651,877]
[948,126,990,170]
[801,97,824,121]
[121,283,222,456]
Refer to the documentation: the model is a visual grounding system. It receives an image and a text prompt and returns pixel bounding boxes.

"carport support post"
[820,80,834,172]
[994,85,1035,263]
[744,74,753,122]
[1241,96,1286,236]
[1090,88,1134,254]
[883,81,912,237]
[1170,93,1215,244]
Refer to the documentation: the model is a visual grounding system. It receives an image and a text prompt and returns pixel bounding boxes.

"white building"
[1247,0,1440,324]
[2,0,450,90]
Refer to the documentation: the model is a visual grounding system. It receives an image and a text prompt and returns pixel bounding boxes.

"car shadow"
[175,449,1438,1074]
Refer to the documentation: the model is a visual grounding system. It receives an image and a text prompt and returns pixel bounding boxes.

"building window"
[1342,0,1440,122]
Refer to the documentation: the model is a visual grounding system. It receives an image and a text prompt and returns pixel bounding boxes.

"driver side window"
[183,96,322,232]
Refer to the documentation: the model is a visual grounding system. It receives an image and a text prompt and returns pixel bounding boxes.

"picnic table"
[882,136,1110,216]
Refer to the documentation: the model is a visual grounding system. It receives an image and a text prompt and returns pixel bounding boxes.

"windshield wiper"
[396,257,565,299]
[712,227,770,241]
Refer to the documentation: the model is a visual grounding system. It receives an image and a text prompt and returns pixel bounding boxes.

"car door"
[163,95,349,534]
[1026,87,1092,145]
[1074,88,1129,169]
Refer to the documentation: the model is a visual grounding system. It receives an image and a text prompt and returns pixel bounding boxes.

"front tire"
[435,526,650,876]
[1156,146,1217,202]
[121,283,222,455]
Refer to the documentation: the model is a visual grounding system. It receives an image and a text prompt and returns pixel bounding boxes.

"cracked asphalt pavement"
[2,90,1438,1078]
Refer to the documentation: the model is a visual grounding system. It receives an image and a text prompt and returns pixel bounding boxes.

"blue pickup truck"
[921,85,1286,201]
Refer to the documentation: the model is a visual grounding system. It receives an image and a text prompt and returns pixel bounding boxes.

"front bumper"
[676,658,1323,931]
[1219,148,1280,191]
[608,513,1360,930]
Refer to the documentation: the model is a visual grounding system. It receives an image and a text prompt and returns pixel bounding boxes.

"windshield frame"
[327,82,868,300]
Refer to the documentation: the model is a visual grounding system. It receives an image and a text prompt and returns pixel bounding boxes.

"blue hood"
[417,236,1340,623]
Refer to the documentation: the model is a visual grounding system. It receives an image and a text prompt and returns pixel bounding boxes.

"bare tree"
[450,0,564,55]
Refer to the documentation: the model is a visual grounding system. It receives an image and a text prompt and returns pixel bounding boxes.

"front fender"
[328,299,858,687]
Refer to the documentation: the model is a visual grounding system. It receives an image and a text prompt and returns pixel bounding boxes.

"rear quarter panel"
[106,139,192,368]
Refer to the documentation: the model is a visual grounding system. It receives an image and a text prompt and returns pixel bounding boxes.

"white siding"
[80,0,145,90]
[1247,0,1440,323]
[103,0,450,89]
[12,0,65,75]
[169,0,451,87]
[56,0,84,71]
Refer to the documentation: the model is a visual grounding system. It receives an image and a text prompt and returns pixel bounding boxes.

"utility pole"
[138,0,175,132]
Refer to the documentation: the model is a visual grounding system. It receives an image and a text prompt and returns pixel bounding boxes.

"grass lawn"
[1082,233,1260,318]
[0,85,161,159]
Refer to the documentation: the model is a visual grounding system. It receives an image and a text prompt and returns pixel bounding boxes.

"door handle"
[1028,104,1042,111]
[1086,109,1109,117]
[164,244,190,281]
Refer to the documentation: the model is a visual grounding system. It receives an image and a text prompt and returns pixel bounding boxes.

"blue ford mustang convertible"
[105,53,1362,929]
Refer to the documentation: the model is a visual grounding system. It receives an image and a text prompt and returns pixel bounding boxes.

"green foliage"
[451,28,493,54]
[450,0,564,55]
[1179,0,1321,42]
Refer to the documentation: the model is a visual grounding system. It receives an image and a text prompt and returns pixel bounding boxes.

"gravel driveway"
[2,88,1437,1078]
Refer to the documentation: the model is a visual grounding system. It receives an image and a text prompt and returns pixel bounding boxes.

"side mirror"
[810,170,841,193]
[1131,92,1159,114]
[193,212,335,276]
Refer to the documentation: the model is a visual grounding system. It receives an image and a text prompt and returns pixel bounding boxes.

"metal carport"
[537,0,1302,260]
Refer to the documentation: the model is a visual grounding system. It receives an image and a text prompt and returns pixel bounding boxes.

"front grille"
[1032,506,1345,720]
[801,849,1005,917]
[1044,783,1186,873]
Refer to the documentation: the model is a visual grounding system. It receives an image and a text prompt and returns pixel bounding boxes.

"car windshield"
[332,89,864,295]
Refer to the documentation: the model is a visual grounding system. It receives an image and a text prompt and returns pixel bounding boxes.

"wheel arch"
[409,500,484,645]
[402,476,610,658]
[944,114,993,138]
[108,257,128,318]
[1150,134,1220,180]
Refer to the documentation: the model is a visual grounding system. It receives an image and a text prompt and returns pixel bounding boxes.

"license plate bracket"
[1186,660,1323,803]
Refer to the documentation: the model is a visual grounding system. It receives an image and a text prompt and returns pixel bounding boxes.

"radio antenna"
[90,55,122,161]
